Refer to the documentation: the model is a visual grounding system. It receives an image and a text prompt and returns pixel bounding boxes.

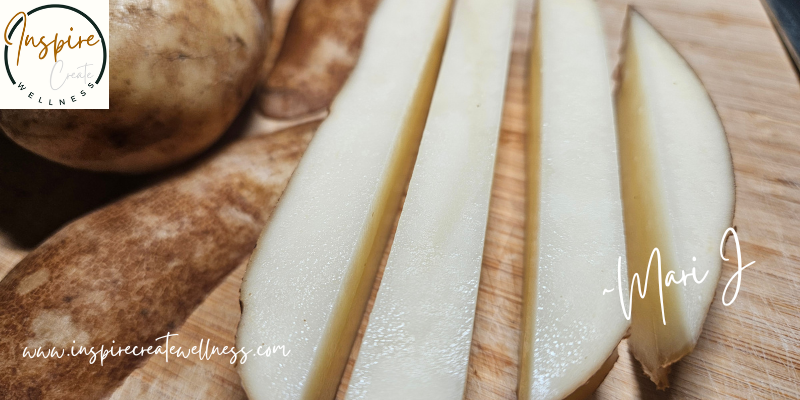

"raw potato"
[257,0,381,119]
[0,122,317,400]
[0,0,271,173]
[519,0,629,399]
[260,0,301,76]
[236,0,452,398]
[345,0,515,398]
[0,132,144,248]
[616,10,735,389]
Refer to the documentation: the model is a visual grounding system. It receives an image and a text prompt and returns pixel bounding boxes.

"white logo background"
[0,1,109,109]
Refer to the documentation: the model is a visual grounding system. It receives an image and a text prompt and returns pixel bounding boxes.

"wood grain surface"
[1,0,799,398]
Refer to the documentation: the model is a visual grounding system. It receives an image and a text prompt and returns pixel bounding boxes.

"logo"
[0,1,109,109]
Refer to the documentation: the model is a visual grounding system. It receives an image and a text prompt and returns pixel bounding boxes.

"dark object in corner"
[762,0,800,78]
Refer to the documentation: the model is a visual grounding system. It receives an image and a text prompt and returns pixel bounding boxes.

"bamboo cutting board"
[1,0,799,398]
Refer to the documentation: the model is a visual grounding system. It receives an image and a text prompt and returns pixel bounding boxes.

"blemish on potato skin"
[16,269,49,296]
[25,387,43,400]
[27,310,91,349]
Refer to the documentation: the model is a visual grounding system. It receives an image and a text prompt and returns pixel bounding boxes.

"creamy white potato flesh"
[345,0,516,399]
[520,0,630,399]
[235,0,452,398]
[617,11,735,389]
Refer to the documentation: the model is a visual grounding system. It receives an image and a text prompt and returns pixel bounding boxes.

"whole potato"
[0,0,270,173]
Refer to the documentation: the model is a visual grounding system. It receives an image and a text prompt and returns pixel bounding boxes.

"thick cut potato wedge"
[520,0,630,398]
[616,10,735,389]
[236,0,453,398]
[345,0,516,398]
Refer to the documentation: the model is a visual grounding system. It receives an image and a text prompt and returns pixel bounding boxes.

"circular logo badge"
[3,4,108,108]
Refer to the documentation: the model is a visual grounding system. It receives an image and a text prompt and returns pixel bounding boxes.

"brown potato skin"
[0,0,271,173]
[0,122,317,400]
[257,0,380,119]
[260,0,302,77]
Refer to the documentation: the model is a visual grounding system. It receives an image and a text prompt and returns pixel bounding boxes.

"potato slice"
[235,0,453,398]
[344,0,516,398]
[616,10,735,389]
[257,0,382,119]
[519,0,629,399]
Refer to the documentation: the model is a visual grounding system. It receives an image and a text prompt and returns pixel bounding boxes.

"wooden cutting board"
[1,0,799,398]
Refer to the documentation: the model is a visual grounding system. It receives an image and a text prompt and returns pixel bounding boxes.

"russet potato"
[0,122,317,400]
[0,0,270,173]
[256,0,381,119]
